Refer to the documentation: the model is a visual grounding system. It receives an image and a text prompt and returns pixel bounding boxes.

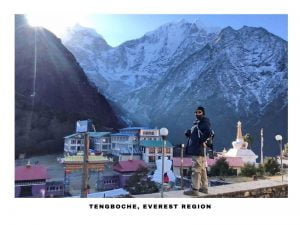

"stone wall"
[203,184,288,198]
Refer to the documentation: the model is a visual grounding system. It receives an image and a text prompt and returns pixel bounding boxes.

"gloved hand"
[184,129,191,138]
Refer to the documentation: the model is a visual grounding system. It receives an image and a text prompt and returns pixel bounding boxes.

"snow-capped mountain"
[63,21,219,101]
[62,21,287,156]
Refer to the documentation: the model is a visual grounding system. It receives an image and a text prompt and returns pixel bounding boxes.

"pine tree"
[264,157,280,175]
[124,166,158,195]
[210,157,235,176]
[240,163,257,177]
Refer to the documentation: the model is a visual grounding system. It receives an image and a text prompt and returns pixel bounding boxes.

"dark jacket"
[186,117,211,156]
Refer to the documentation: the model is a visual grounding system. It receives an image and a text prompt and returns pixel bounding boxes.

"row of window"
[146,147,171,154]
[111,137,131,142]
[141,131,157,136]
[111,143,134,150]
[46,186,63,191]
[103,179,118,185]
[140,137,161,141]
[15,181,45,186]
[70,138,110,145]
[71,139,82,144]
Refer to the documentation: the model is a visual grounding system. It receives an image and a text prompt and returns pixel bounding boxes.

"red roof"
[207,157,244,168]
[15,165,49,181]
[172,157,193,167]
[113,160,147,173]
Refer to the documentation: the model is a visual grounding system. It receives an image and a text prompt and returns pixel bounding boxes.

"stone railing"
[132,180,288,198]
[203,180,287,198]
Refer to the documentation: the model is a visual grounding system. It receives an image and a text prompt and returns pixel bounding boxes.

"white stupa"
[225,121,258,164]
[152,157,176,183]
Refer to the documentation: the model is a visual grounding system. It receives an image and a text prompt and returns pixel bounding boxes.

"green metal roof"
[88,132,111,138]
[64,133,79,139]
[139,140,173,148]
[64,132,111,139]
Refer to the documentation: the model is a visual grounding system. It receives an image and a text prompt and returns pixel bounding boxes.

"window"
[183,169,188,177]
[143,131,155,135]
[157,148,162,153]
[77,140,81,144]
[166,148,171,154]
[51,186,55,191]
[71,139,76,144]
[149,148,155,154]
[20,186,32,197]
[149,156,155,163]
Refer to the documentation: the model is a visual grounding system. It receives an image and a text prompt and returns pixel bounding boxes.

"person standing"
[184,106,212,196]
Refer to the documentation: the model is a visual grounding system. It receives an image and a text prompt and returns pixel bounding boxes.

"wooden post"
[81,133,89,198]
[180,144,184,190]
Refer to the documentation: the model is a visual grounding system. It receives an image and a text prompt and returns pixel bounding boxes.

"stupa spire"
[236,121,243,141]
[225,121,258,164]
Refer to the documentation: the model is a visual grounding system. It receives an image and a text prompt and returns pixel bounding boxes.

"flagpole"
[260,128,264,164]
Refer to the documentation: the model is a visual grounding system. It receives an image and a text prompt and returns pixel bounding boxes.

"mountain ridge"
[62,20,287,157]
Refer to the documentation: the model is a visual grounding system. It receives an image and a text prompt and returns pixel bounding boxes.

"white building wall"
[64,138,84,154]
[142,147,173,166]
[119,155,141,161]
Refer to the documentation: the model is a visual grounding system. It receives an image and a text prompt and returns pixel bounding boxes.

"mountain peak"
[62,24,111,51]
[66,23,104,39]
[222,26,235,32]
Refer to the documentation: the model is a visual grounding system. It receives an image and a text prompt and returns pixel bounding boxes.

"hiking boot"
[199,188,208,194]
[184,188,200,197]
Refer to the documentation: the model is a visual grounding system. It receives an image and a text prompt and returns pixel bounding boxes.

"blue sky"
[26,14,287,47]
[82,14,287,47]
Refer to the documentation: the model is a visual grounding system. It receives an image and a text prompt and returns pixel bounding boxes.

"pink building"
[15,162,64,198]
[15,163,48,197]
[113,160,147,187]
[172,156,244,177]
[207,157,244,175]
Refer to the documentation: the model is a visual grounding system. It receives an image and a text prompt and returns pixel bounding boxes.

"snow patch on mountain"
[62,21,287,135]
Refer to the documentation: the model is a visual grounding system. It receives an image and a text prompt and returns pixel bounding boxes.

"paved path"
[133,179,288,198]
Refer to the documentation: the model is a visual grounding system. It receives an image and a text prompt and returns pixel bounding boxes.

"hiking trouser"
[191,155,208,190]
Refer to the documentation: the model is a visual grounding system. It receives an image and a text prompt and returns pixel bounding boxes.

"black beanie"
[196,106,205,115]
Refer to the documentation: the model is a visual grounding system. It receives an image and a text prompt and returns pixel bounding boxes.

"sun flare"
[26,14,90,37]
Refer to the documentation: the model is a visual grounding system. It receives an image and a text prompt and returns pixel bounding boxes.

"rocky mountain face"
[62,20,288,157]
[15,15,122,156]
